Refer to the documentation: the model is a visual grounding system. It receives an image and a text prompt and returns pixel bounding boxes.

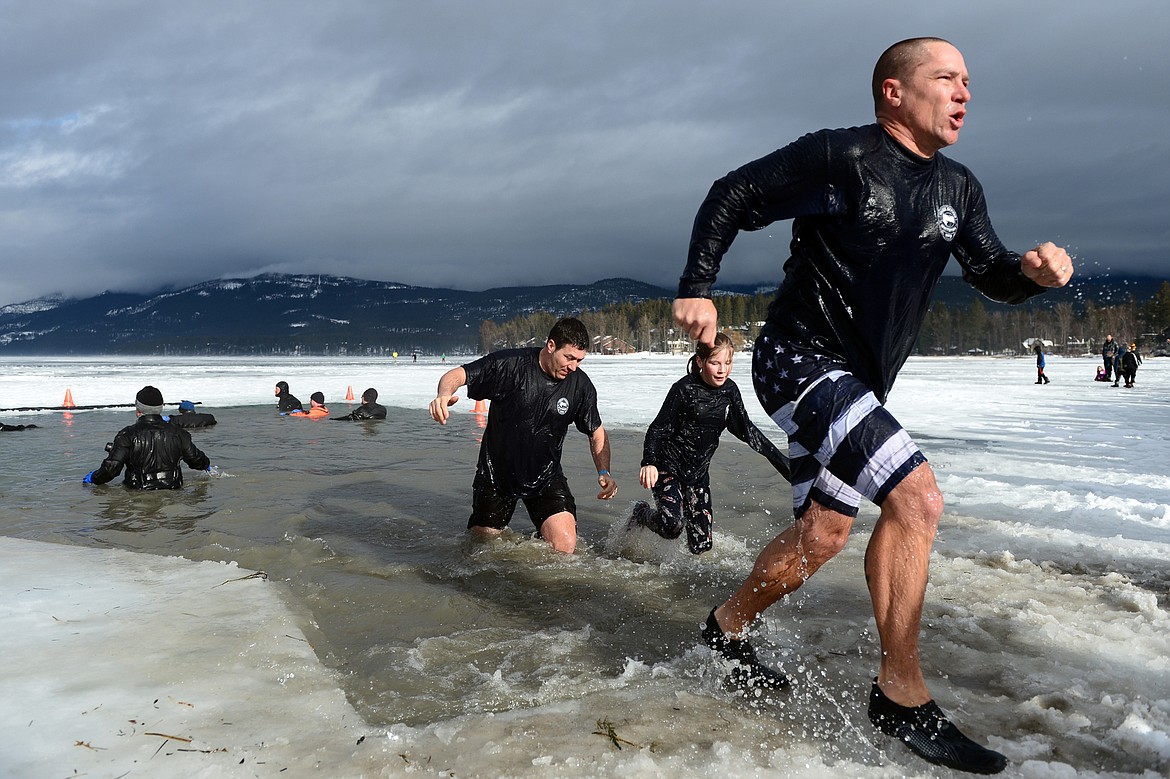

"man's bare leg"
[702,501,853,689]
[470,513,577,553]
[539,511,577,554]
[469,526,504,541]
[864,463,942,707]
[714,503,854,636]
[863,466,1006,773]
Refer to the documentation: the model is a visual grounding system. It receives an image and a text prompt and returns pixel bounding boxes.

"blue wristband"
[597,469,610,476]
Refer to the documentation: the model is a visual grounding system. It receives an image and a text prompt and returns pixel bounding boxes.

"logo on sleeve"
[937,205,959,241]
[556,397,569,415]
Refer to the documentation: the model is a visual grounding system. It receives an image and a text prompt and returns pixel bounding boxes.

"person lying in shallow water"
[331,388,387,420]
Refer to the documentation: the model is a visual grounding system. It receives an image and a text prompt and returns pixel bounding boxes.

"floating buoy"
[62,388,76,408]
[345,386,355,401]
[472,399,487,414]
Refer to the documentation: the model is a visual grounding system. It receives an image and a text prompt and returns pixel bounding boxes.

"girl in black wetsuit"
[630,333,790,554]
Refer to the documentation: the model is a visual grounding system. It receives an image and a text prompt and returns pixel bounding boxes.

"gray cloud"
[1,2,1166,306]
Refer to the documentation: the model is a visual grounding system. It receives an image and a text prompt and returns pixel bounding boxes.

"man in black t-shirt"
[429,317,618,553]
[673,38,1073,775]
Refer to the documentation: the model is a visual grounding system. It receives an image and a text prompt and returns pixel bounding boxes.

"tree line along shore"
[478,281,1170,358]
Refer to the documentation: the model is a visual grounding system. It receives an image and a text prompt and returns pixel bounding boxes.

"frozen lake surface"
[1,353,1167,777]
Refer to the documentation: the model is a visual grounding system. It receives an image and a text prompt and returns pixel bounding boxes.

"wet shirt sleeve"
[573,376,603,436]
[179,429,210,471]
[90,428,132,485]
[642,379,687,467]
[952,173,1046,305]
[679,131,833,299]
[463,350,519,401]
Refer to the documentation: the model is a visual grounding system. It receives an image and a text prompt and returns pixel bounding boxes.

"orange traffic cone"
[472,399,487,414]
[62,388,76,408]
[345,385,355,401]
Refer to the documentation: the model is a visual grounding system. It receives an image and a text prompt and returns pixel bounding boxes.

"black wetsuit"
[89,414,210,489]
[463,347,602,499]
[332,401,387,420]
[681,124,1046,404]
[640,373,789,553]
[276,384,303,413]
[169,412,218,428]
[644,374,789,484]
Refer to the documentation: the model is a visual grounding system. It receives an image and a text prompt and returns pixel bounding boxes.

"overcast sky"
[1,2,1166,306]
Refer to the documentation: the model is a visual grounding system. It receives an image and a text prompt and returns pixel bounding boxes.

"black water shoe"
[868,681,1007,774]
[626,500,653,531]
[701,609,789,690]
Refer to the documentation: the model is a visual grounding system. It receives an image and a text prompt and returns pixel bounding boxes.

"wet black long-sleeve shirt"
[642,374,789,485]
[680,124,1045,402]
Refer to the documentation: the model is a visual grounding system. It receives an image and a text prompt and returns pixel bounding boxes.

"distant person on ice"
[429,317,618,554]
[1101,334,1119,382]
[630,332,790,554]
[332,388,386,420]
[274,381,303,414]
[1034,343,1050,384]
[83,385,210,489]
[670,37,1072,774]
[1120,342,1142,388]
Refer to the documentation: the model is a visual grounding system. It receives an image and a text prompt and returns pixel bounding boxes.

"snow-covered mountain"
[0,274,672,355]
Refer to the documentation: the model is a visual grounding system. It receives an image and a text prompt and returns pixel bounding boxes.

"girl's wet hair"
[688,332,734,378]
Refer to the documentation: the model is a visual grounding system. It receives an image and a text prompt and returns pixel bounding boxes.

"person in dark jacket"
[1120,342,1142,388]
[168,399,217,428]
[84,386,210,489]
[631,333,790,554]
[1101,334,1119,382]
[671,38,1072,774]
[331,387,387,420]
[275,381,303,413]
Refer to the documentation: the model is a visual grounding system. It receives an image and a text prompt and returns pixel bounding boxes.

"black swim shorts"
[468,470,577,531]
